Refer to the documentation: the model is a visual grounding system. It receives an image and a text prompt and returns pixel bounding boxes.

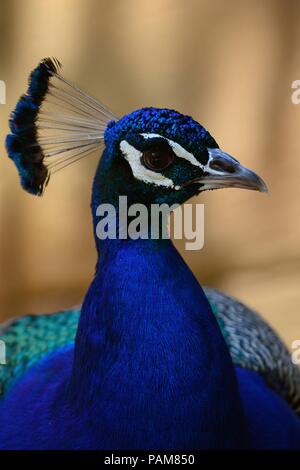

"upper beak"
[192,148,268,193]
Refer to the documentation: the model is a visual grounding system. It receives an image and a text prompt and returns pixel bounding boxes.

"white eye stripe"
[141,133,205,170]
[119,135,227,191]
[120,140,179,190]
[141,133,228,177]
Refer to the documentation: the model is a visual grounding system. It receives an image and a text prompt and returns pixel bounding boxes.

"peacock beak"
[194,148,268,193]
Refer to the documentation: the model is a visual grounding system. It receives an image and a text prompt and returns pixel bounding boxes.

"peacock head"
[6,58,267,212]
[96,106,267,208]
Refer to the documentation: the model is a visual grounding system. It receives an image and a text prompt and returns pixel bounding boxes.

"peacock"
[1,58,300,450]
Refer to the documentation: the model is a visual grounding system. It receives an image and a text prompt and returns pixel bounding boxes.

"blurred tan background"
[0,0,299,348]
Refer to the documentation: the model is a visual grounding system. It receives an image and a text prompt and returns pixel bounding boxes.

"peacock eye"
[141,149,175,172]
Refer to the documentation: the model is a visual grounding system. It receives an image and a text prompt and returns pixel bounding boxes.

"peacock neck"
[67,158,245,448]
[69,229,244,447]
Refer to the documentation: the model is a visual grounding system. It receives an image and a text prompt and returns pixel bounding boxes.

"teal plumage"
[0,308,79,396]
[1,289,300,417]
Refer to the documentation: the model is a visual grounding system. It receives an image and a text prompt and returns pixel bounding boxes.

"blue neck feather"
[67,153,244,449]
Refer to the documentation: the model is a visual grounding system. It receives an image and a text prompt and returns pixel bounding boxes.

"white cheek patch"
[120,140,178,189]
[120,134,228,192]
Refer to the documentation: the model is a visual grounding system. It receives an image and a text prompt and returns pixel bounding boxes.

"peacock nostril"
[209,158,236,173]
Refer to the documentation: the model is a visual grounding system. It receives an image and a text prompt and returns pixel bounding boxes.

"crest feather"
[6,58,116,195]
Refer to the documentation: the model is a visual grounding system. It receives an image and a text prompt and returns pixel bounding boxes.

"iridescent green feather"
[0,308,79,396]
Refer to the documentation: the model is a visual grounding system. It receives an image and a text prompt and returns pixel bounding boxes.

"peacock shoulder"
[205,287,300,417]
[1,291,300,419]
